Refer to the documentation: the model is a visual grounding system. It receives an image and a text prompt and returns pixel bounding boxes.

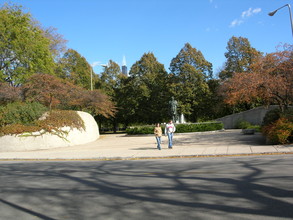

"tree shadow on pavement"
[174,131,267,146]
[0,157,293,219]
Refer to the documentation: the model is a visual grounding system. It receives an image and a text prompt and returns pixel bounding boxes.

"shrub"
[0,102,48,126]
[126,125,154,135]
[0,109,85,137]
[126,122,223,135]
[262,108,282,127]
[236,120,251,129]
[175,122,223,133]
[247,125,261,132]
[236,120,260,132]
[262,117,293,144]
[261,108,293,144]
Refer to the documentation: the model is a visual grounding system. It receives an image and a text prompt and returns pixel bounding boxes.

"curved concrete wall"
[0,111,99,152]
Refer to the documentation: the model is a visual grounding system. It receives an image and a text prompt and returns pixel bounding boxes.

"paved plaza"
[0,129,292,160]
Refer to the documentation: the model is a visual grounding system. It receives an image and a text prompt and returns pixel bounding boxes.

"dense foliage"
[220,44,293,111]
[127,52,170,124]
[23,74,116,117]
[261,108,293,144]
[0,4,55,85]
[169,43,213,122]
[0,101,47,126]
[56,49,92,89]
[219,36,262,80]
[0,109,85,137]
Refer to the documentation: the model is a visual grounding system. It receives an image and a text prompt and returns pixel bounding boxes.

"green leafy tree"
[98,60,122,96]
[0,3,55,86]
[56,49,91,89]
[219,36,262,80]
[126,52,170,124]
[95,60,126,131]
[169,43,212,122]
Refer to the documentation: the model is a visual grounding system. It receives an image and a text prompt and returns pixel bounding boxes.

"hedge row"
[126,122,224,135]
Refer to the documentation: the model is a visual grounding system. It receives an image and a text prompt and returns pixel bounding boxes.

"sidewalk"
[0,129,292,160]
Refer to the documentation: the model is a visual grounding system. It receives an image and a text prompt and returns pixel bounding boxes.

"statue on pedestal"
[169,97,178,123]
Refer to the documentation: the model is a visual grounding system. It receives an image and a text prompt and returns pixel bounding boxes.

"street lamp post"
[90,67,93,91]
[268,4,293,39]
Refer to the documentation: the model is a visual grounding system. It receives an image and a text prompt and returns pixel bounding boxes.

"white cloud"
[253,8,262,14]
[242,7,261,18]
[229,19,243,28]
[230,7,261,28]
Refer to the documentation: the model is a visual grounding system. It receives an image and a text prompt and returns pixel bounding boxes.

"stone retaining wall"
[215,106,279,129]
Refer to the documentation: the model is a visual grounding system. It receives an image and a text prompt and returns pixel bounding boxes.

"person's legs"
[155,136,161,150]
[167,133,173,148]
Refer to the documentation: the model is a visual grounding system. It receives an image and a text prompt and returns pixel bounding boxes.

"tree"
[98,60,122,97]
[170,43,213,79]
[95,60,127,131]
[219,36,262,80]
[169,43,212,122]
[23,74,116,117]
[72,89,116,118]
[220,44,293,112]
[0,3,55,86]
[23,74,71,110]
[56,49,91,89]
[126,52,170,124]
[42,26,68,62]
[0,82,21,105]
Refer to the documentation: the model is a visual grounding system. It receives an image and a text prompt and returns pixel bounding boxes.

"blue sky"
[2,0,293,76]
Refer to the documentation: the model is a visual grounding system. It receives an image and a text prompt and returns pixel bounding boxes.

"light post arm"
[269,4,293,39]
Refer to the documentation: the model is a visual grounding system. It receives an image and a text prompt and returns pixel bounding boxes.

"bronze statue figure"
[169,97,178,122]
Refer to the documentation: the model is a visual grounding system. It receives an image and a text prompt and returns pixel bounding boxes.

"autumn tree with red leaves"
[220,44,293,112]
[23,74,115,117]
[0,82,21,105]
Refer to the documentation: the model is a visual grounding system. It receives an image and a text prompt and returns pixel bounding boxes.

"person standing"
[154,123,162,150]
[165,120,176,149]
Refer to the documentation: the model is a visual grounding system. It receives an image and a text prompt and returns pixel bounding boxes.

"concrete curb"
[1,151,292,162]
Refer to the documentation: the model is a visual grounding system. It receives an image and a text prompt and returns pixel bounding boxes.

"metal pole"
[269,4,293,39]
[91,67,93,91]
[288,4,293,39]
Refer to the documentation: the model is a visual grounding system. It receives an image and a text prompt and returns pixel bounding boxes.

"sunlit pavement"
[0,129,292,160]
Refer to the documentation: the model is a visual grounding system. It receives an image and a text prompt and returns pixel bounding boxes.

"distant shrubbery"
[261,108,293,144]
[126,122,223,135]
[236,120,260,132]
[126,125,155,135]
[176,122,223,133]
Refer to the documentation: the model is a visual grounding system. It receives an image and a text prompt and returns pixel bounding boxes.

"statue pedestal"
[176,114,185,124]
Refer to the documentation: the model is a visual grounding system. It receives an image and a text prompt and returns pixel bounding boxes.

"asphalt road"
[1,155,293,220]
